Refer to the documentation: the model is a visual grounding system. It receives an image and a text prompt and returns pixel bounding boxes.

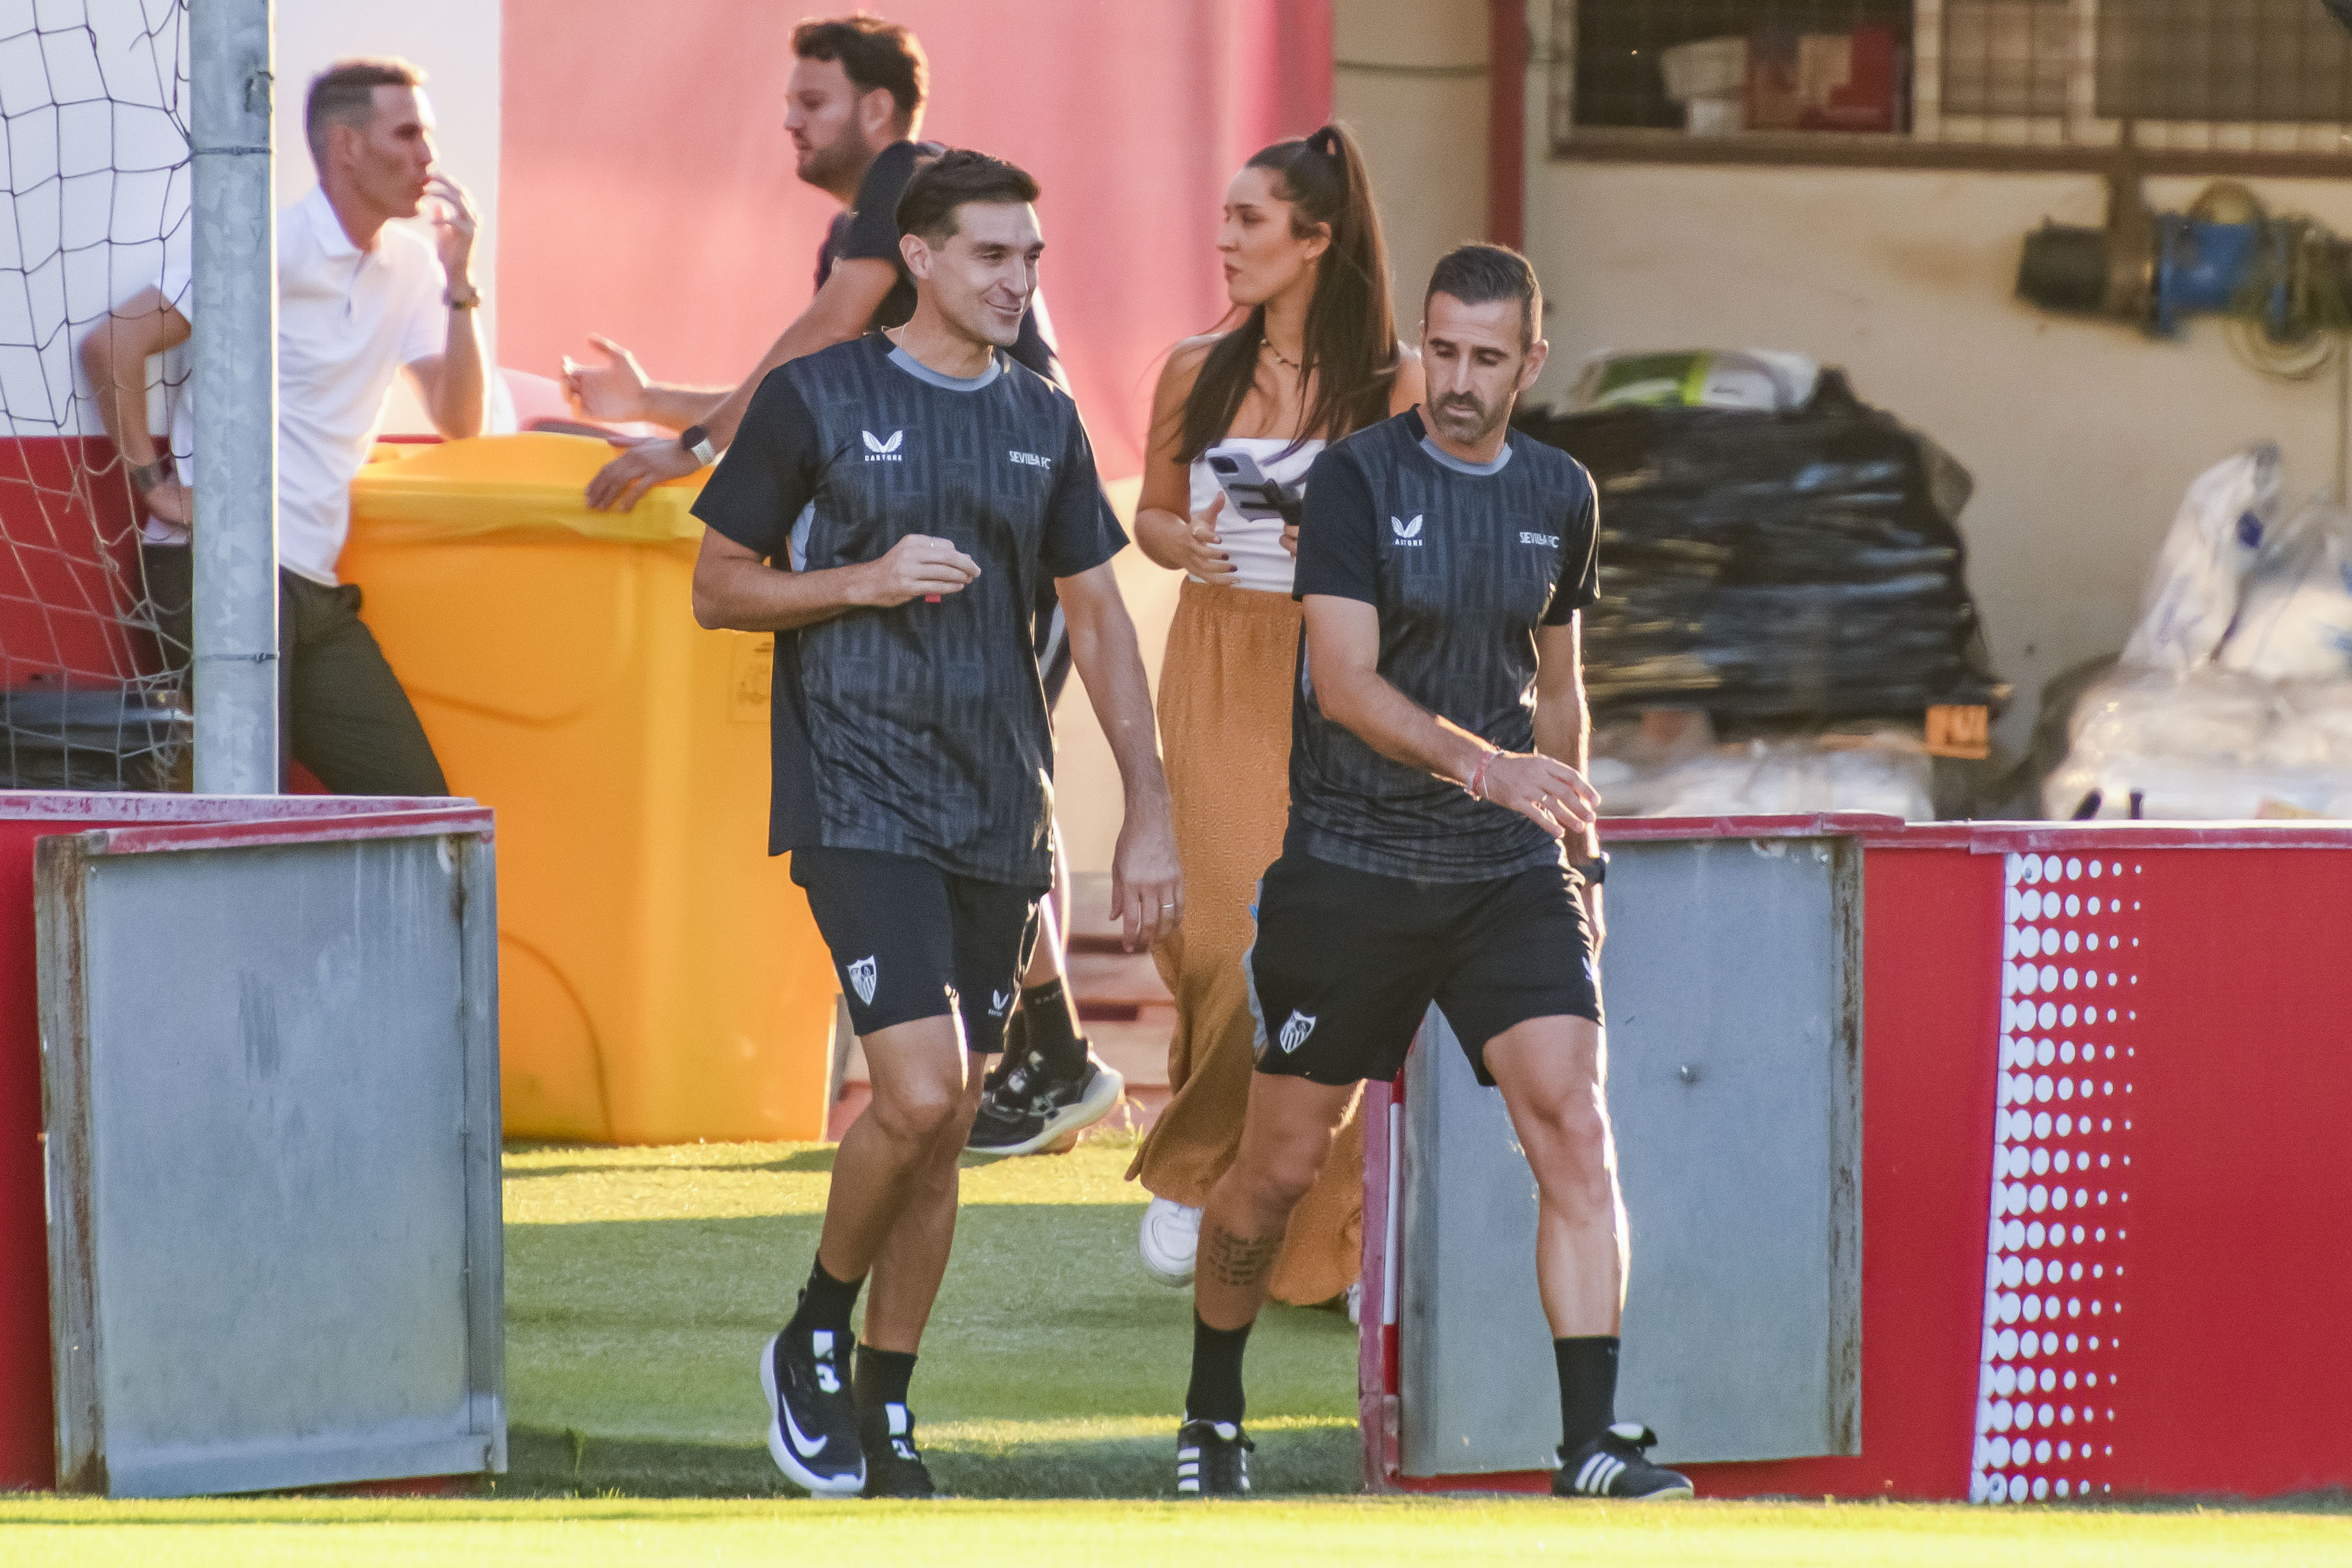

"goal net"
[0,0,192,790]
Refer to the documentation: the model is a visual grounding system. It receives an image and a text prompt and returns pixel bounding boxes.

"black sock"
[1555,1336,1620,1449]
[1185,1312,1253,1426]
[786,1258,863,1340]
[1020,978,1086,1077]
[853,1342,917,1415]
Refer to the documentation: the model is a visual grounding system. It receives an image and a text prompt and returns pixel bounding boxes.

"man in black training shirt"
[566,15,1116,1149]
[1171,246,1694,1504]
[690,151,1180,1499]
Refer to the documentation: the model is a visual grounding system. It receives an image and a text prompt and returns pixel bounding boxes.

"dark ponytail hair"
[1176,124,1400,463]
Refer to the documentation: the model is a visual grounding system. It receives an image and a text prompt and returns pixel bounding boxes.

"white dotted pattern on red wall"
[1971,851,2139,1505]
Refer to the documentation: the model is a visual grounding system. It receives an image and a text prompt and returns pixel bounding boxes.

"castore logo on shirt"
[1390,515,1424,546]
[862,430,905,461]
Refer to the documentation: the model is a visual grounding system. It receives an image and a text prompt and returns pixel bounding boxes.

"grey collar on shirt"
[888,343,1002,393]
[1419,434,1513,477]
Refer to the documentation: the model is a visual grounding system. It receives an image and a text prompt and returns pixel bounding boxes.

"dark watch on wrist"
[1573,851,1609,887]
[127,459,168,494]
[679,424,717,466]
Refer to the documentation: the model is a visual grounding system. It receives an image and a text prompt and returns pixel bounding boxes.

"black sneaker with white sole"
[1553,1422,1695,1500]
[760,1325,864,1496]
[1175,1417,1253,1496]
[964,1049,1123,1159]
[857,1399,939,1499]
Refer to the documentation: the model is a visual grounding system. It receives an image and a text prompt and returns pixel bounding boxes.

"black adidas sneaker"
[858,1399,939,1499]
[1175,1417,1253,1496]
[965,1048,1123,1159]
[1553,1422,1695,1500]
[760,1325,864,1496]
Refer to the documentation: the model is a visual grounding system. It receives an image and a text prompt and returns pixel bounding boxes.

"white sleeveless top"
[1185,436,1324,595]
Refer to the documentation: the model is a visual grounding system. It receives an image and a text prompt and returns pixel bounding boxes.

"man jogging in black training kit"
[1173,245,1691,1503]
[569,16,1117,1153]
[690,150,1181,1499]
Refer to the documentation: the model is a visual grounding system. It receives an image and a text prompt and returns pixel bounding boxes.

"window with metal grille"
[1565,1,1915,133]
[1551,0,2352,166]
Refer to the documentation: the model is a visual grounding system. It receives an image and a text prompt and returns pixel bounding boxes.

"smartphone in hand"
[1203,446,1295,524]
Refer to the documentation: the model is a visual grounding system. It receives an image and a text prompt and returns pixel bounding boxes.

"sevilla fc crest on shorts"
[847,955,878,1007]
[1279,1009,1317,1054]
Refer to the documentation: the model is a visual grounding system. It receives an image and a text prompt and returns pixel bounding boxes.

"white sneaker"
[1139,1196,1201,1286]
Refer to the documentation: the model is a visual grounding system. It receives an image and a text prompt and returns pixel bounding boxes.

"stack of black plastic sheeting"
[1515,370,2005,721]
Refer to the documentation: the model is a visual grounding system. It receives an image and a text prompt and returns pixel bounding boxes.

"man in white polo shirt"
[78,56,487,794]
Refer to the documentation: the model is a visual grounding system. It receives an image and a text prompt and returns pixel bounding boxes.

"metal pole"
[188,0,278,794]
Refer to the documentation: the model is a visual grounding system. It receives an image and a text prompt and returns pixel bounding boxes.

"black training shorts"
[1244,851,1602,1087]
[792,847,1040,1054]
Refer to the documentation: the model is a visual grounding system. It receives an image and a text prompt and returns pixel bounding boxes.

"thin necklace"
[1262,340,1301,371]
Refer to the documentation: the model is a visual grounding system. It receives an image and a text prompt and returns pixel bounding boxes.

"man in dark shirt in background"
[564,14,1119,1158]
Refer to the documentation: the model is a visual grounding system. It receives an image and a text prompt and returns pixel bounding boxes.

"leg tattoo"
[1203,1226,1284,1290]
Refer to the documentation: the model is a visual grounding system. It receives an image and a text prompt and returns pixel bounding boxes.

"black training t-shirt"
[818,140,1062,382]
[1287,408,1601,882]
[690,333,1127,887]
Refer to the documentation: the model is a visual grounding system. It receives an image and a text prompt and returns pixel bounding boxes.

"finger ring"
[1160,900,1176,908]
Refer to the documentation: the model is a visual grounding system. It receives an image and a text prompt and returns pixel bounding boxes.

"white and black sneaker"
[1175,1417,1253,1496]
[760,1327,864,1496]
[964,1049,1124,1159]
[1553,1422,1695,1501]
[858,1400,939,1499]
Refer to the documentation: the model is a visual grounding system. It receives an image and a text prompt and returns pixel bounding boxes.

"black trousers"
[142,543,448,798]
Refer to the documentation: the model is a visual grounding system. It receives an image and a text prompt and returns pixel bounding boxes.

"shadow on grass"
[506,1199,1358,1490]
[503,1149,840,1181]
[496,1422,1359,1500]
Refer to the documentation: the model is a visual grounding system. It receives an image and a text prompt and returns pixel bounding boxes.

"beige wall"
[1512,5,2352,756]
[1334,0,1491,342]
[1502,3,2352,757]
[1522,160,2352,755]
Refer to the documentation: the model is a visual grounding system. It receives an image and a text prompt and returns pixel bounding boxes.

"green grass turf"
[498,1137,1359,1496]
[3,1496,2348,1567]
[10,1139,2345,1554]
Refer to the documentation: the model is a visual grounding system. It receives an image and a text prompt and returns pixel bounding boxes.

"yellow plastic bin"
[344,434,836,1142]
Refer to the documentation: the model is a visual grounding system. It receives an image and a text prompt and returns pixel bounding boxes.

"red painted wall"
[495,1,1334,478]
[0,439,154,691]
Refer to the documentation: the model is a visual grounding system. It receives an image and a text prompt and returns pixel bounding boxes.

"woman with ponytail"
[1125,124,1422,1307]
